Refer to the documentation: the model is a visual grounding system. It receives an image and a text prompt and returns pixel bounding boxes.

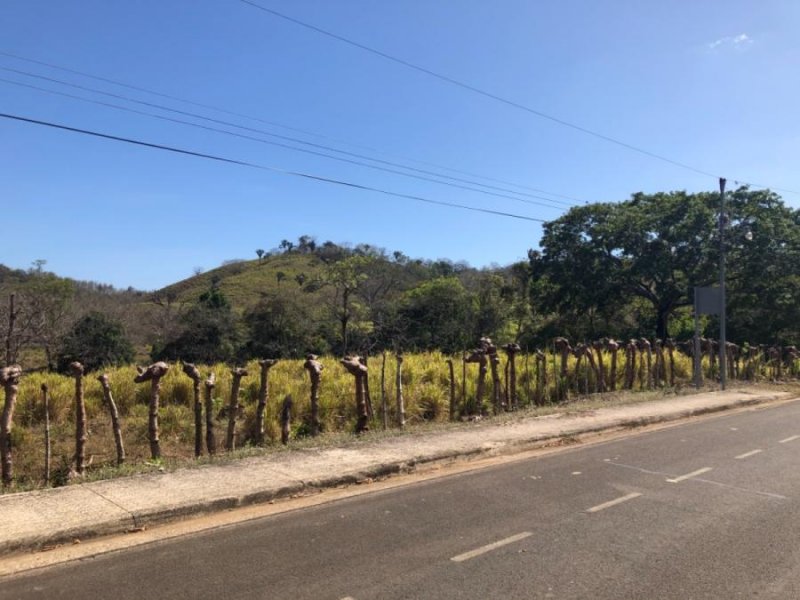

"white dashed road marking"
[666,467,712,483]
[735,449,763,460]
[451,532,532,562]
[586,492,642,513]
[779,435,799,444]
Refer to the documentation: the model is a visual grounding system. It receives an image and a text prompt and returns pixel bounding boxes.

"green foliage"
[56,312,134,373]
[152,286,241,364]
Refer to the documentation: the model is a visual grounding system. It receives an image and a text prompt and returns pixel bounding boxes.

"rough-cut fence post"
[134,362,170,460]
[0,365,22,487]
[464,347,488,414]
[182,363,203,457]
[42,383,51,485]
[98,374,125,465]
[554,337,571,380]
[593,341,606,392]
[665,339,676,387]
[624,340,637,390]
[341,356,369,434]
[204,372,216,455]
[360,354,373,419]
[535,350,546,404]
[303,354,323,436]
[256,359,278,444]
[70,362,87,477]
[380,352,388,429]
[503,343,521,410]
[446,358,457,420]
[396,352,406,427]
[225,368,249,451]
[280,395,293,445]
[606,339,619,392]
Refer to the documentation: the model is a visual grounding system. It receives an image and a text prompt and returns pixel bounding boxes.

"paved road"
[3,400,800,599]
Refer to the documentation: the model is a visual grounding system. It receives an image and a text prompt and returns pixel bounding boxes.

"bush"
[56,312,135,373]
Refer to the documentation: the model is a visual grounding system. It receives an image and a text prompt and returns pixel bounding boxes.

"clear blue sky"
[2,1,798,290]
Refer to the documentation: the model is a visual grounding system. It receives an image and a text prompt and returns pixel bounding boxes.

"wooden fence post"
[225,368,249,451]
[134,362,170,460]
[0,365,21,487]
[256,359,278,444]
[303,355,323,436]
[204,372,216,455]
[70,362,87,476]
[98,374,125,465]
[182,363,203,457]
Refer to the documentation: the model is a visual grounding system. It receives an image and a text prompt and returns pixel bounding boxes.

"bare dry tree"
[303,355,323,436]
[204,372,217,454]
[98,374,125,465]
[225,368,249,451]
[69,362,87,477]
[134,362,170,460]
[182,363,203,457]
[0,365,22,487]
[341,356,369,434]
[256,359,278,444]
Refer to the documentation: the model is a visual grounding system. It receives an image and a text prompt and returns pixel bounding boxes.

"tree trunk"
[0,365,21,487]
[303,355,323,436]
[98,374,125,466]
[134,362,170,460]
[225,368,249,451]
[70,362,87,476]
[42,384,51,485]
[204,372,217,455]
[182,363,203,457]
[256,359,278,444]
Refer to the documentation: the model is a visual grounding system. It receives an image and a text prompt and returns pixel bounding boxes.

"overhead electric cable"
[236,0,724,180]
[1,66,572,209]
[0,76,568,211]
[0,112,548,223]
[0,50,582,203]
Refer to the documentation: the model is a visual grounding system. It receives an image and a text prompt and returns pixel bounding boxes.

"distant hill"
[154,253,328,311]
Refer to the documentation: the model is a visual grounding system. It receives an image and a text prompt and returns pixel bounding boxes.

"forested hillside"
[2,186,799,373]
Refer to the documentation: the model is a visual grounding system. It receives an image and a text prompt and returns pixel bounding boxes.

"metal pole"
[719,177,727,390]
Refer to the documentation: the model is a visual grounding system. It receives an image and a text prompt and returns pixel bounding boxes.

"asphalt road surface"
[3,400,800,599]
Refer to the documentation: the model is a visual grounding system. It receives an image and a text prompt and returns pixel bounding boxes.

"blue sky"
[2,1,799,290]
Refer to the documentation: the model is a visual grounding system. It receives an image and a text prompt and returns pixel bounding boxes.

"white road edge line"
[735,449,763,459]
[666,467,712,483]
[586,492,642,513]
[779,435,800,444]
[450,532,532,562]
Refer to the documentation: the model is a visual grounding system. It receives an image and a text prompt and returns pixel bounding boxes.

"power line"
[236,0,724,180]
[1,66,574,210]
[0,112,549,223]
[0,50,582,203]
[0,75,568,211]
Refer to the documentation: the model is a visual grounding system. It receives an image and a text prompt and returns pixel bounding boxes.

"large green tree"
[532,188,798,341]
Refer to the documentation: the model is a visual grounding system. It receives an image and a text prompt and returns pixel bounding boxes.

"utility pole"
[719,177,727,390]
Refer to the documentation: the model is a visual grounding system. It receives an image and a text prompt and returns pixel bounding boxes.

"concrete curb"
[1,391,791,555]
